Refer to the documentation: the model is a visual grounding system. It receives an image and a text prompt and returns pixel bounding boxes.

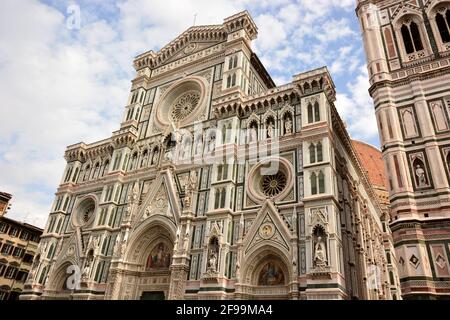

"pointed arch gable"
[133,169,181,228]
[242,200,292,259]
[125,219,176,265]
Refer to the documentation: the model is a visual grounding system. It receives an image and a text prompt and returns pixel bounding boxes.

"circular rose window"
[170,90,201,122]
[72,197,96,227]
[154,77,207,128]
[247,157,294,202]
[261,171,287,197]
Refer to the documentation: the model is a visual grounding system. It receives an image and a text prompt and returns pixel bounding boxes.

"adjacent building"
[0,192,12,218]
[0,193,43,300]
[357,0,450,299]
[22,11,398,300]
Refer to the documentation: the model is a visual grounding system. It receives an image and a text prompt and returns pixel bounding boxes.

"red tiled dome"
[352,140,388,188]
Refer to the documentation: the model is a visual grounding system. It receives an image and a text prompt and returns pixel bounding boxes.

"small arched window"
[38,266,48,284]
[401,21,424,54]
[102,160,109,177]
[446,152,450,174]
[231,73,237,87]
[410,22,424,51]
[436,10,450,43]
[222,124,227,144]
[314,102,320,122]
[140,150,148,168]
[64,167,72,182]
[83,165,91,181]
[220,188,227,208]
[72,167,79,183]
[304,82,310,93]
[401,24,415,53]
[55,218,63,234]
[47,244,55,260]
[307,104,314,123]
[135,108,140,121]
[311,172,317,195]
[129,153,138,171]
[214,189,221,209]
[309,144,316,163]
[317,142,323,162]
[228,57,233,70]
[93,163,100,179]
[217,165,223,181]
[233,56,238,68]
[227,75,231,88]
[318,171,325,193]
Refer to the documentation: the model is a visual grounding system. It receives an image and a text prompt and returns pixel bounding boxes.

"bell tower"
[357,0,450,299]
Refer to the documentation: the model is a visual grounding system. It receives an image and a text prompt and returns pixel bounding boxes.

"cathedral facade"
[21,11,399,300]
[357,0,450,299]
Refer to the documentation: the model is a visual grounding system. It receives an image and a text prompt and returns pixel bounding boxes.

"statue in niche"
[141,151,149,167]
[93,237,100,255]
[415,163,427,187]
[249,124,258,142]
[314,236,327,267]
[207,251,218,272]
[174,226,181,250]
[183,228,190,252]
[151,148,159,165]
[120,239,127,256]
[113,235,121,257]
[131,182,140,203]
[267,121,274,139]
[164,148,173,162]
[206,237,219,273]
[207,134,216,153]
[82,259,92,280]
[183,194,191,210]
[188,170,198,190]
[195,135,203,155]
[144,206,151,219]
[181,139,191,159]
[285,118,292,135]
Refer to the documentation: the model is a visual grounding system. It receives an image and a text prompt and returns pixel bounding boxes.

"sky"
[0,0,379,228]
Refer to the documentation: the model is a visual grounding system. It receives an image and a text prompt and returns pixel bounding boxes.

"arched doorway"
[44,262,75,300]
[120,219,176,300]
[239,248,291,300]
[250,254,289,300]
[138,239,173,300]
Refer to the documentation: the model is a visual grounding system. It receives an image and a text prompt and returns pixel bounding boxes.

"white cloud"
[335,66,379,143]
[254,14,287,51]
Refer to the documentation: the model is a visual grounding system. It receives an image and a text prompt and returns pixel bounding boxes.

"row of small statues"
[248,118,293,142]
[164,118,294,161]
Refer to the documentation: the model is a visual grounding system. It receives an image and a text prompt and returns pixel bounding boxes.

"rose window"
[261,171,287,197]
[83,205,95,223]
[73,197,96,227]
[170,91,201,121]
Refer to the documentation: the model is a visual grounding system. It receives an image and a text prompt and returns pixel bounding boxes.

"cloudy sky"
[0,0,378,228]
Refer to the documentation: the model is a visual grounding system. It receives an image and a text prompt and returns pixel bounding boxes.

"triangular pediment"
[134,26,228,69]
[243,200,292,257]
[133,169,181,228]
[53,230,83,268]
[163,41,224,65]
